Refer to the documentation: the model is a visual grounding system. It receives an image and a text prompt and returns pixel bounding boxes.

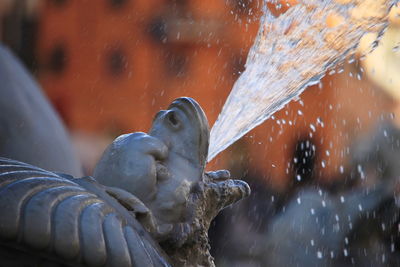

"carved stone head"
[147,97,211,224]
[94,97,210,225]
[150,97,209,172]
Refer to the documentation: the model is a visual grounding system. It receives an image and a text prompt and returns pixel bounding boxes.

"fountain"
[208,0,398,161]
[0,1,398,266]
[0,90,249,266]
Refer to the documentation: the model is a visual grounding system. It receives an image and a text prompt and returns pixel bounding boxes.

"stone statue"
[0,44,82,177]
[0,97,250,267]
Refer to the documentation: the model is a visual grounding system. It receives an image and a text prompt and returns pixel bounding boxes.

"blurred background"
[1,0,400,266]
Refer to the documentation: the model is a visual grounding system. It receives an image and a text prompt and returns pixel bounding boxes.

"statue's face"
[93,97,210,226]
[148,97,210,224]
[150,97,209,172]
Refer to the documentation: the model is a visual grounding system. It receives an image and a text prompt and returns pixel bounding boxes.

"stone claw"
[206,179,251,211]
[205,170,231,181]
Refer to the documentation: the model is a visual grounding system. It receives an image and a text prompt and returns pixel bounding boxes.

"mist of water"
[208,0,397,162]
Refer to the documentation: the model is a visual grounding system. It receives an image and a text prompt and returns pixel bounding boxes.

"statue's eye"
[165,110,182,130]
[168,112,179,126]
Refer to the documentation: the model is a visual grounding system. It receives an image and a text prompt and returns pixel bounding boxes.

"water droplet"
[357,164,363,173]
[317,251,323,259]
[317,117,325,127]
[343,249,348,257]
[339,165,344,174]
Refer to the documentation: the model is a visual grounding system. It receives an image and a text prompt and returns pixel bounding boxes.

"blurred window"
[108,0,128,9]
[48,43,67,74]
[293,138,316,184]
[51,0,68,7]
[107,47,127,76]
[165,50,188,77]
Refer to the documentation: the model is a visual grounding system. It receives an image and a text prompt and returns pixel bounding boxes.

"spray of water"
[208,0,398,162]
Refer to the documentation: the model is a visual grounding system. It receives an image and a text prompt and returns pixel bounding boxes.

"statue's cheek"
[120,156,158,203]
